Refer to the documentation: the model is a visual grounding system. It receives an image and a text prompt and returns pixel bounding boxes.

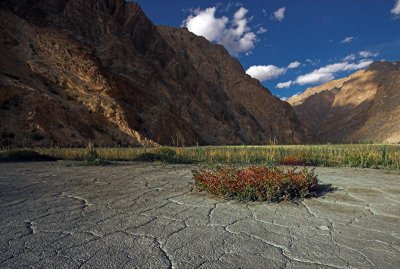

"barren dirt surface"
[1,162,399,269]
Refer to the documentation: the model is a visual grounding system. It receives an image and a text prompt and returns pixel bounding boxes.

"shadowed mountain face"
[289,61,400,143]
[0,0,305,147]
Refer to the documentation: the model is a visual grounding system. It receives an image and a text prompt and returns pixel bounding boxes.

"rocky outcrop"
[0,0,305,146]
[288,61,400,143]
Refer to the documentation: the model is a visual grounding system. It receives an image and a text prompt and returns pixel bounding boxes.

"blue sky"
[135,0,400,99]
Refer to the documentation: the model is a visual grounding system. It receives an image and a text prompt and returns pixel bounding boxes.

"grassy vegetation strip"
[193,165,319,202]
[175,145,400,169]
[1,144,399,169]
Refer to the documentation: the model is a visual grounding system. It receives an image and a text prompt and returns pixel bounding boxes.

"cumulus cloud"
[273,7,286,21]
[391,0,400,15]
[183,8,228,41]
[295,60,373,85]
[246,61,301,82]
[288,61,300,69]
[340,36,354,44]
[246,65,287,81]
[359,51,379,58]
[183,6,258,56]
[276,81,293,89]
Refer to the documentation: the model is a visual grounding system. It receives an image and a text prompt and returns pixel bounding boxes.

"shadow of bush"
[308,183,336,198]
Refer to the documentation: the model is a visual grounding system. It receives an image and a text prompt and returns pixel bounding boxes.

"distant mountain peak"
[289,60,400,143]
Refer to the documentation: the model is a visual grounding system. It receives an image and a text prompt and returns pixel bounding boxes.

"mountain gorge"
[0,0,305,147]
[289,61,400,143]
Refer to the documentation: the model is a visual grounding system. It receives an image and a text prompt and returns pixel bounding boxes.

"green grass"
[0,144,399,169]
[134,148,195,164]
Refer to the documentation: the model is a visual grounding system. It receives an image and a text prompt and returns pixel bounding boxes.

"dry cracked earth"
[0,162,399,269]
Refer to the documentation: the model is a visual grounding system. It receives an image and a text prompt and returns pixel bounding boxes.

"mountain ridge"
[0,0,305,146]
[288,61,400,143]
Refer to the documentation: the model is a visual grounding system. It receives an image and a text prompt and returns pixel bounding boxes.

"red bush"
[193,165,318,202]
[280,154,306,166]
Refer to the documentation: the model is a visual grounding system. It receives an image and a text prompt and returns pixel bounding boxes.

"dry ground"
[0,162,399,268]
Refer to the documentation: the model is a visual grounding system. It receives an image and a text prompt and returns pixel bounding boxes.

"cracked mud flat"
[0,162,399,269]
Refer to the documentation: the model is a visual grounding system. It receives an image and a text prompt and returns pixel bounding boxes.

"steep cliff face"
[289,61,400,143]
[157,27,304,144]
[0,0,305,146]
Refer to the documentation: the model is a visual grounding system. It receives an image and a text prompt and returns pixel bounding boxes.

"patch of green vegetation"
[30,132,44,141]
[80,158,112,166]
[135,147,196,164]
[1,131,15,139]
[0,149,56,162]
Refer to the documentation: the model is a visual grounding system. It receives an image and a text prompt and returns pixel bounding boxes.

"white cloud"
[343,54,356,61]
[340,36,354,44]
[295,60,373,85]
[183,6,258,56]
[305,58,321,66]
[246,60,301,82]
[391,0,400,15]
[342,59,374,71]
[359,51,379,58]
[246,65,287,81]
[256,26,267,34]
[280,97,288,101]
[288,61,300,69]
[273,7,286,21]
[276,81,293,89]
[183,7,228,41]
[296,72,334,85]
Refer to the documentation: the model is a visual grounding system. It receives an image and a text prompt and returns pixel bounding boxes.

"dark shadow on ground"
[310,183,337,198]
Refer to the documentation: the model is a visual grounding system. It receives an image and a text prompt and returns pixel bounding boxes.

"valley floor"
[0,162,399,268]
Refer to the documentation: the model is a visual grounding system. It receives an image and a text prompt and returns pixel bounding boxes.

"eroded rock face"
[289,61,400,143]
[0,0,305,146]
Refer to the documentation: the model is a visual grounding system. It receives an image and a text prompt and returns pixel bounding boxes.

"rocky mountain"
[0,0,305,147]
[289,61,400,143]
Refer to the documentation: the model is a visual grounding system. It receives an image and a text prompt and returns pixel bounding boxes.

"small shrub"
[193,165,318,202]
[0,149,56,162]
[1,131,15,139]
[81,141,111,166]
[280,154,305,166]
[135,147,195,164]
[30,132,44,141]
[82,158,112,166]
[85,141,98,162]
